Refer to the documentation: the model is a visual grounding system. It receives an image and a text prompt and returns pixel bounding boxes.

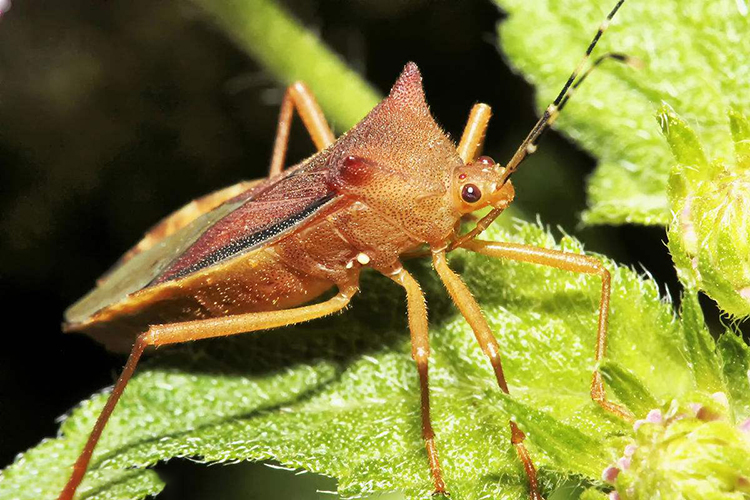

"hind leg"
[58,282,358,500]
[269,81,335,177]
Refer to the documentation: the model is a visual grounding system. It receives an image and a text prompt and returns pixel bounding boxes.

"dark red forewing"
[64,156,339,326]
[152,160,337,284]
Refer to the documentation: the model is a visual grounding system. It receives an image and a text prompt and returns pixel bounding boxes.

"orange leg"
[432,248,543,500]
[449,1,629,249]
[462,239,633,421]
[457,103,492,164]
[269,81,336,177]
[447,103,500,251]
[387,266,447,495]
[103,83,335,279]
[58,283,358,500]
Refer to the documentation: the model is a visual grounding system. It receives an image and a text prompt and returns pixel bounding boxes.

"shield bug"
[58,1,633,498]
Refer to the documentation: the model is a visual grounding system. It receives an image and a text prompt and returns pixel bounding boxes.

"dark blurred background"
[0,0,684,498]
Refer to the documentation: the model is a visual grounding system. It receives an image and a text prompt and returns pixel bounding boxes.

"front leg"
[462,239,632,421]
[432,248,542,500]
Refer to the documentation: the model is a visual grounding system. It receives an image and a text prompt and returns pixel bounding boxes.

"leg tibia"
[58,283,358,500]
[432,248,542,499]
[387,266,447,495]
[457,103,492,164]
[269,81,335,177]
[463,239,632,421]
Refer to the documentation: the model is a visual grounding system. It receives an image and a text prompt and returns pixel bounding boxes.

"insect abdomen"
[69,245,336,352]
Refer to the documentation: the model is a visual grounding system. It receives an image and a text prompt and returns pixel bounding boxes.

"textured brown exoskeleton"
[59,2,633,499]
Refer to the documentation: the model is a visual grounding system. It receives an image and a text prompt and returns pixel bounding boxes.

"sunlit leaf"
[494,0,750,225]
[1,221,739,500]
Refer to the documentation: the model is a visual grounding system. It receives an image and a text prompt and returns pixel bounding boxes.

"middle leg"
[432,248,542,500]
[387,265,447,495]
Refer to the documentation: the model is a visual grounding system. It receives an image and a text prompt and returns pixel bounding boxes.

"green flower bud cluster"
[660,105,750,318]
[602,394,750,500]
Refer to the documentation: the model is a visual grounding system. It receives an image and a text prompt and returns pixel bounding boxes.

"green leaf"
[729,107,750,168]
[493,0,750,225]
[2,220,741,500]
[658,103,709,172]
[662,106,750,318]
[658,103,710,206]
[679,291,724,393]
[718,331,750,421]
[0,437,164,500]
[493,392,610,479]
[598,361,659,417]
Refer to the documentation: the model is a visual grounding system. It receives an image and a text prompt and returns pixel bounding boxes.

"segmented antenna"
[451,0,629,250]
[503,0,626,179]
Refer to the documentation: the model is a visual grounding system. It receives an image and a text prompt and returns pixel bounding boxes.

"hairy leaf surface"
[494,0,750,225]
[2,221,744,499]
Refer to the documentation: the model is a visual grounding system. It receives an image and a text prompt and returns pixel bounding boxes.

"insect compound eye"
[476,155,495,167]
[461,183,482,203]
